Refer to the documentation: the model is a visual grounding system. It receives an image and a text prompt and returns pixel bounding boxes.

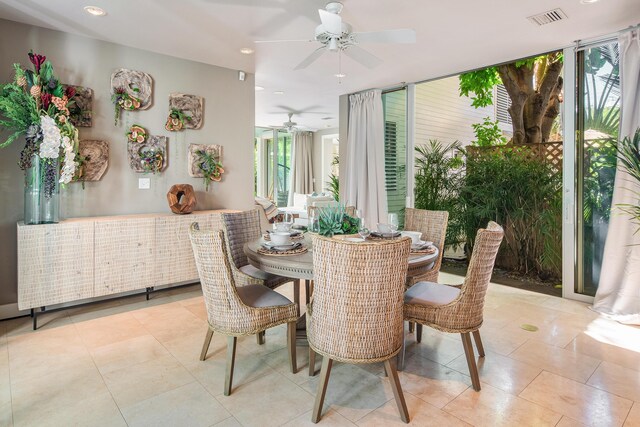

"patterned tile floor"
[1,272,639,427]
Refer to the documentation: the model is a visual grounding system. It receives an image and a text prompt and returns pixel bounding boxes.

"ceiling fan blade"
[254,39,315,43]
[294,47,326,70]
[352,29,416,44]
[318,9,342,35]
[343,46,383,69]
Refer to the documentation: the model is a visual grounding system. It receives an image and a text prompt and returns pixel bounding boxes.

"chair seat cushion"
[236,284,293,308]
[238,264,291,288]
[404,281,460,307]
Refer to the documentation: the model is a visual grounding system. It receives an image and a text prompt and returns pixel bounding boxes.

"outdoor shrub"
[459,147,562,277]
[471,117,508,147]
[414,140,464,246]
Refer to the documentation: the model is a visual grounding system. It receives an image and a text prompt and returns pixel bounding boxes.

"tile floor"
[1,272,639,427]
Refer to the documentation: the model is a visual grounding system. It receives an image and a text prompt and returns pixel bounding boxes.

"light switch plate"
[138,178,150,189]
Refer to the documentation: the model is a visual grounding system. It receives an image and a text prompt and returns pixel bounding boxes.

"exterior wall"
[0,19,255,313]
[415,76,498,148]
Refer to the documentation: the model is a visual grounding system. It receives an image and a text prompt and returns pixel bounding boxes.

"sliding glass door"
[382,88,408,226]
[254,128,292,207]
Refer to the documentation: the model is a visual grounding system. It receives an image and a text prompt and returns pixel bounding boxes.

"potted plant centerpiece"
[0,51,80,224]
[315,205,360,237]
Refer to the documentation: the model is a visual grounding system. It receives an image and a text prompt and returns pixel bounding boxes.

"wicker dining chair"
[404,208,449,342]
[221,210,299,344]
[308,236,412,423]
[400,222,504,392]
[188,223,298,396]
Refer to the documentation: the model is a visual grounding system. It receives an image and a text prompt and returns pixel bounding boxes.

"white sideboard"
[17,210,230,310]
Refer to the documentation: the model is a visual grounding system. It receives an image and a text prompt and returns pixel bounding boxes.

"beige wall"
[0,19,255,309]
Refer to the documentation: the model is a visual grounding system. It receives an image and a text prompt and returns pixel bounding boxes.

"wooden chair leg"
[461,332,481,391]
[256,331,265,345]
[472,330,485,357]
[224,336,237,396]
[287,321,297,374]
[309,347,316,376]
[294,279,301,315]
[397,321,407,371]
[305,280,311,305]
[385,359,410,423]
[200,328,214,361]
[311,357,333,423]
[416,323,423,343]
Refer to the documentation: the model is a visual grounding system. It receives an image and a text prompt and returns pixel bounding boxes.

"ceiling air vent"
[527,8,567,26]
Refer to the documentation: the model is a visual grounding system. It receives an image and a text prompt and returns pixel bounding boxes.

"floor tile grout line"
[516,368,546,399]
[70,318,131,426]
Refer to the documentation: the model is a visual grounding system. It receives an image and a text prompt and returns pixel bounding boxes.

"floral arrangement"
[0,51,80,196]
[165,108,191,131]
[138,147,164,174]
[195,149,224,190]
[127,124,147,143]
[111,87,141,125]
[316,205,359,237]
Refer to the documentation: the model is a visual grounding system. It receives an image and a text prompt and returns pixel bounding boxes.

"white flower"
[59,135,77,184]
[39,115,61,159]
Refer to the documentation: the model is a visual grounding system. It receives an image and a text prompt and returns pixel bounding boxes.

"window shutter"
[384,120,398,192]
[496,84,512,125]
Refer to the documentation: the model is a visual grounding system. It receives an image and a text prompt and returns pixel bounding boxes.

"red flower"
[28,51,46,73]
[65,86,76,99]
[41,93,52,110]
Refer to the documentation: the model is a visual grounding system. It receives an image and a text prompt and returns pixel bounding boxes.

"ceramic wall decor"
[168,93,204,130]
[75,139,109,181]
[188,143,224,191]
[63,85,93,127]
[128,135,167,174]
[110,68,153,109]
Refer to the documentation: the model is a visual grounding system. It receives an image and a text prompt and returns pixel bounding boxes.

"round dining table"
[243,234,439,345]
[243,234,439,282]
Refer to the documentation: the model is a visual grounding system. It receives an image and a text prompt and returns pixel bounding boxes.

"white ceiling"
[0,0,638,131]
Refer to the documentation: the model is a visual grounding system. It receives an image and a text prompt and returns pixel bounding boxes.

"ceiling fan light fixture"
[328,38,339,51]
[83,5,106,16]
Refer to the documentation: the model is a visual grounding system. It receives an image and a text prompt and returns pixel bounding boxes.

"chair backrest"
[188,223,246,332]
[458,221,504,328]
[221,210,262,269]
[309,236,411,362]
[404,208,449,275]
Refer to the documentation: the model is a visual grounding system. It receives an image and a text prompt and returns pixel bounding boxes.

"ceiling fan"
[269,113,300,132]
[255,2,416,70]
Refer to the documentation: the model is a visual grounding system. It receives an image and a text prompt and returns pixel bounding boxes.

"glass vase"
[24,154,60,225]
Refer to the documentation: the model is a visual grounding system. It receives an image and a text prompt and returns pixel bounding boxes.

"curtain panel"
[344,90,387,228]
[288,131,314,206]
[593,30,640,324]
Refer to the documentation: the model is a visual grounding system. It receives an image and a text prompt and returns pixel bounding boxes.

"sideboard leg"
[146,287,154,301]
[32,309,38,330]
[30,308,34,318]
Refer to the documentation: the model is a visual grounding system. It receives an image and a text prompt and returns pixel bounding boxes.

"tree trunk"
[498,56,564,144]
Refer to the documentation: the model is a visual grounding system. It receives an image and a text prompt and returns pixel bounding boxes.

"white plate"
[344,237,365,242]
[263,242,299,250]
[411,240,434,249]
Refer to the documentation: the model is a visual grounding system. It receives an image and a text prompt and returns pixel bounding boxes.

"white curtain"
[288,131,314,206]
[344,90,387,228]
[593,30,640,324]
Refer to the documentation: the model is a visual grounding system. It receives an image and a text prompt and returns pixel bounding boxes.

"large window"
[254,128,292,207]
[382,89,407,226]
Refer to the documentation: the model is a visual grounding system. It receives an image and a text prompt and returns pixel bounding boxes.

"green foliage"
[584,47,620,136]
[459,147,562,277]
[471,117,507,147]
[326,155,339,201]
[195,149,224,191]
[316,205,358,237]
[0,80,39,148]
[582,137,616,223]
[413,140,464,245]
[614,128,640,233]
[459,67,501,108]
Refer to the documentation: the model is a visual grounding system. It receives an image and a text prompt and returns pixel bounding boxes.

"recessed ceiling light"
[580,0,599,3]
[240,48,254,55]
[335,73,347,78]
[83,6,106,16]
[273,91,285,95]
[255,86,264,91]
